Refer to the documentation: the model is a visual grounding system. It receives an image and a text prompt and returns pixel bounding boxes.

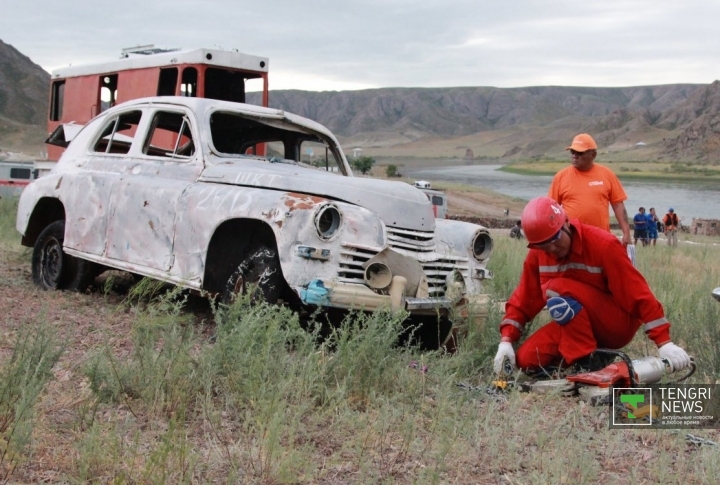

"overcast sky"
[2,0,718,91]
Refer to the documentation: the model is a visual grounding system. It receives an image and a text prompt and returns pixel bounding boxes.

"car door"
[104,106,202,272]
[62,110,143,258]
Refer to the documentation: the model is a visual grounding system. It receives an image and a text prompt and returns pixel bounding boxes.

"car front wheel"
[222,246,283,305]
[32,220,97,292]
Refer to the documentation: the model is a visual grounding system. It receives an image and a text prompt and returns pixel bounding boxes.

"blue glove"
[547,296,583,325]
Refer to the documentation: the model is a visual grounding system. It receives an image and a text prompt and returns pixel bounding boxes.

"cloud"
[1,0,718,91]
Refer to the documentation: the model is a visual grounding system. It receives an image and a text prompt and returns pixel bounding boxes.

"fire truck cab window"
[181,68,197,97]
[99,74,118,113]
[50,81,65,121]
[157,68,179,96]
[205,68,245,103]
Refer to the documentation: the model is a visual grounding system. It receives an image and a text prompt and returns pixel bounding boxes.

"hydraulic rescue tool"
[497,348,697,405]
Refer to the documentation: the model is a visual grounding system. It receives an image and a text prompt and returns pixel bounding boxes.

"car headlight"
[315,204,342,240]
[471,230,493,261]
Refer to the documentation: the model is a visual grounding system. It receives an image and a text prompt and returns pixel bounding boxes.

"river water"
[403,164,720,222]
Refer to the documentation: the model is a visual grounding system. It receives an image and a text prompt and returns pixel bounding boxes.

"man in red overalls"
[493,196,691,374]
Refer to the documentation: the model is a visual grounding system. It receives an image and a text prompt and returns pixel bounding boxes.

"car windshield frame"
[206,109,348,175]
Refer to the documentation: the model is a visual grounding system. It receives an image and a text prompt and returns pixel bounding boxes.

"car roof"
[110,96,336,140]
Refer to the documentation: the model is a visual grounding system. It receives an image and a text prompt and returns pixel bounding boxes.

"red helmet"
[521,197,567,244]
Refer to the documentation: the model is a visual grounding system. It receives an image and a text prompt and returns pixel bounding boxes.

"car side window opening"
[143,111,195,159]
[92,110,142,155]
[209,111,344,173]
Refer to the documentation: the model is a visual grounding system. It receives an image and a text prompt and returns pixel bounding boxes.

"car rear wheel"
[32,220,97,292]
[222,246,283,305]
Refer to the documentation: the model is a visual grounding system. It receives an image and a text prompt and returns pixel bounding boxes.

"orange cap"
[566,133,597,152]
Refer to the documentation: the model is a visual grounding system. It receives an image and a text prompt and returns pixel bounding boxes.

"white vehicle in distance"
[419,188,448,219]
[17,97,493,349]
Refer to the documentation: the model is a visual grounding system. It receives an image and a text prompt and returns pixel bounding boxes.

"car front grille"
[337,227,469,297]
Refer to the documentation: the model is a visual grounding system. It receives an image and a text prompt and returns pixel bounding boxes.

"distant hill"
[248,85,720,161]
[2,38,720,162]
[661,80,720,161]
[252,85,701,138]
[0,39,49,155]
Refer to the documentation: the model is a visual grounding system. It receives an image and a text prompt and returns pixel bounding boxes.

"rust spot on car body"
[261,207,284,228]
[283,192,326,211]
[262,207,280,220]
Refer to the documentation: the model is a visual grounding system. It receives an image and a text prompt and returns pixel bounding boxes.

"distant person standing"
[646,207,660,247]
[510,220,524,239]
[548,134,632,246]
[663,208,680,247]
[633,207,648,246]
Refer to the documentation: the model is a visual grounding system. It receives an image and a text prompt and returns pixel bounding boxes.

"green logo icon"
[621,394,645,419]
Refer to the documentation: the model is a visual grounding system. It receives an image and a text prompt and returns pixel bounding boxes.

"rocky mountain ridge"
[0,40,49,125]
[2,38,719,161]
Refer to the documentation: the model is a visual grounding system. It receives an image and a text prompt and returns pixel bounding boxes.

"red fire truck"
[45,45,270,163]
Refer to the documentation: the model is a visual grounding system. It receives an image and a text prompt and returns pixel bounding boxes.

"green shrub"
[0,323,63,479]
[0,196,19,247]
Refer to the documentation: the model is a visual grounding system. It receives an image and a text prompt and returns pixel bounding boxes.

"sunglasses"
[527,229,563,250]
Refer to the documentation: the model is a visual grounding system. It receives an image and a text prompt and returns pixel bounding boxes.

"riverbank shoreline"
[500,163,720,184]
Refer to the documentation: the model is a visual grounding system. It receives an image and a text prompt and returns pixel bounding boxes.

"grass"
[0,197,20,247]
[502,159,720,182]
[1,196,720,483]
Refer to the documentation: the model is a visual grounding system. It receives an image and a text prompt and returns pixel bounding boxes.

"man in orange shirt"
[663,208,680,247]
[548,134,631,246]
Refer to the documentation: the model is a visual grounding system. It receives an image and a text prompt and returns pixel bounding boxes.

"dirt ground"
[0,188,518,482]
[445,190,527,219]
[3,211,720,483]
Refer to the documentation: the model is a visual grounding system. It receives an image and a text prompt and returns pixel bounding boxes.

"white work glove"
[493,341,516,375]
[658,342,691,372]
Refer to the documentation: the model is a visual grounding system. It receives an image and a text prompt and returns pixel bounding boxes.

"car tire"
[222,246,282,305]
[32,220,97,292]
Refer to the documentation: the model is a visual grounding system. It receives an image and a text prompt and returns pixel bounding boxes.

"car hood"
[199,159,435,231]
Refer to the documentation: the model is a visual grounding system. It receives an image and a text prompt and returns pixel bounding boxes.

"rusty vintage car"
[17,97,493,347]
